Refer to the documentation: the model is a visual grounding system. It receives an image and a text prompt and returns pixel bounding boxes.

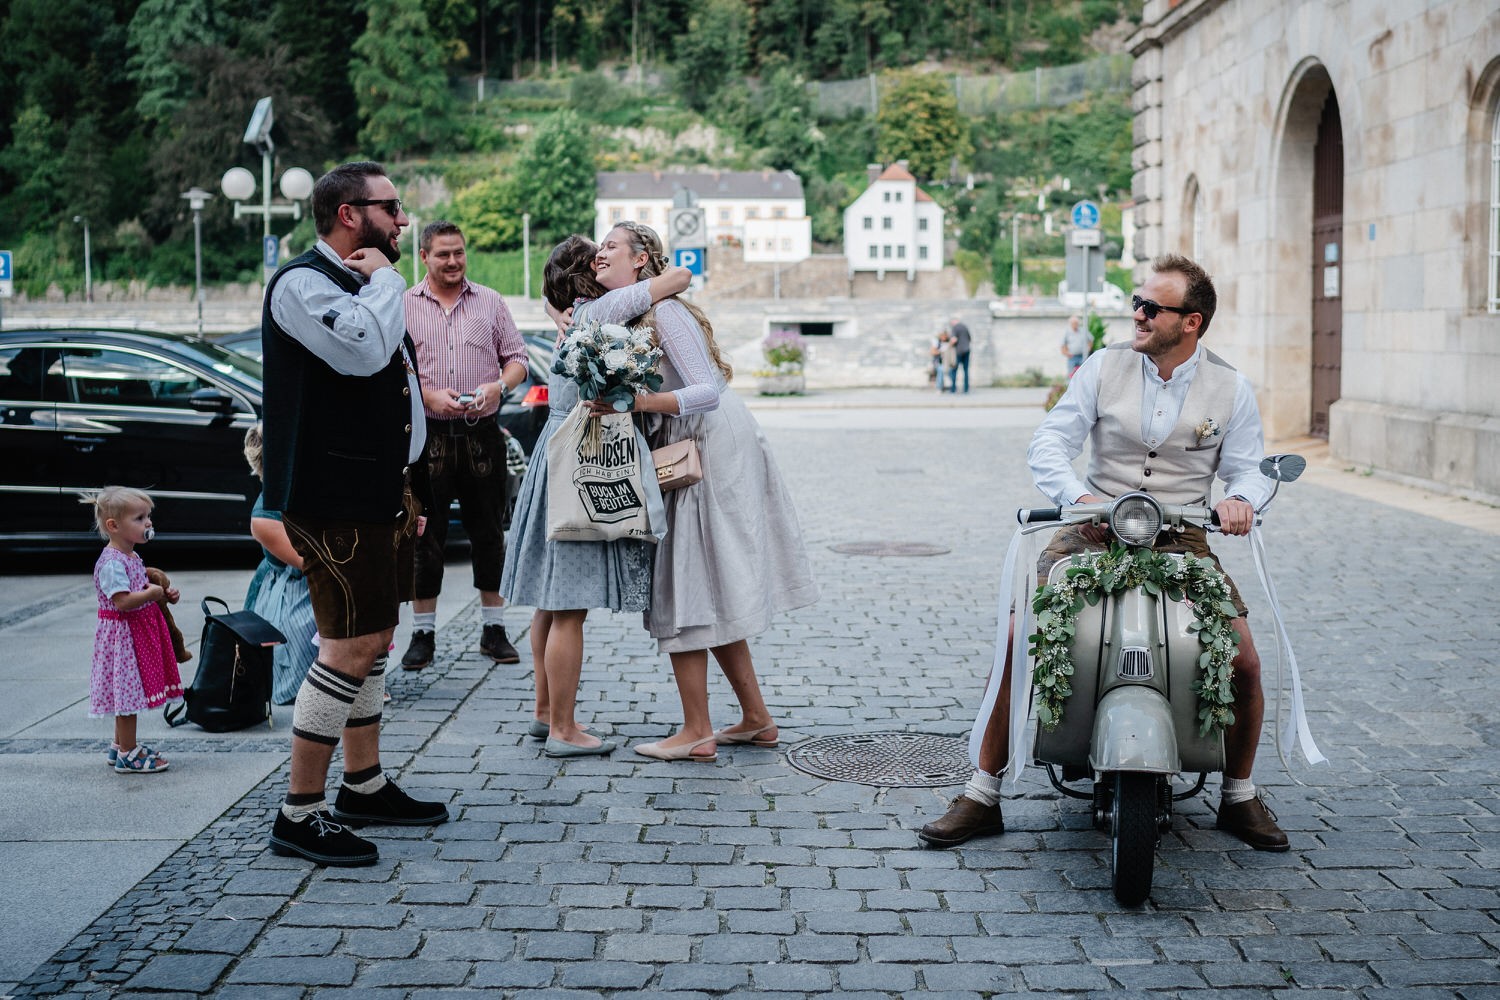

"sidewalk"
[6,410,1500,997]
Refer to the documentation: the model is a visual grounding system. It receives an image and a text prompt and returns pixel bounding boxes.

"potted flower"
[754,329,807,395]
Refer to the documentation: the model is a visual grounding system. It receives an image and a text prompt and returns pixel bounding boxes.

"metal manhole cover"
[787,732,970,787]
[828,541,951,557]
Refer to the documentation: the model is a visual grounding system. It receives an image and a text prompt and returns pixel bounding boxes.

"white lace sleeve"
[577,280,654,326]
[655,301,721,416]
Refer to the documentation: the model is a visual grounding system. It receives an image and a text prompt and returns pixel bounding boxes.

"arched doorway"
[1310,92,1343,438]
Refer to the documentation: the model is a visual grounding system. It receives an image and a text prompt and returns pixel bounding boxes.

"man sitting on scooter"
[919,252,1288,853]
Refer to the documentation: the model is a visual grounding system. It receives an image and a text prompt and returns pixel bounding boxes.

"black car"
[0,329,264,548]
[217,327,555,459]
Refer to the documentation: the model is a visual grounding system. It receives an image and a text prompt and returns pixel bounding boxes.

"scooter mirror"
[1259,454,1307,483]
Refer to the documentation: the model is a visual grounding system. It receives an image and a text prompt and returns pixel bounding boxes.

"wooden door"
[1310,91,1344,438]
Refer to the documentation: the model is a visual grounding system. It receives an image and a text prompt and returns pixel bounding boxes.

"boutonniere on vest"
[1194,417,1221,445]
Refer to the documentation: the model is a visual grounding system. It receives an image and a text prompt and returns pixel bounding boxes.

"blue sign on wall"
[673,247,705,275]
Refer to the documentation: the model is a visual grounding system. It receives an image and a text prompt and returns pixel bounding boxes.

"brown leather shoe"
[917,796,1005,848]
[1215,795,1290,851]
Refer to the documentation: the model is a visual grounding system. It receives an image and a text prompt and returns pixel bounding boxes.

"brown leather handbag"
[651,439,702,491]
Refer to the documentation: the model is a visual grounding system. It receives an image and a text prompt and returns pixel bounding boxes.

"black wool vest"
[261,249,417,522]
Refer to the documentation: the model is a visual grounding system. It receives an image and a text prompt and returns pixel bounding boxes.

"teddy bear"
[145,566,192,663]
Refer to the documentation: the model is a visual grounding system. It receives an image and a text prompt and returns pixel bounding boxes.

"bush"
[761,329,806,368]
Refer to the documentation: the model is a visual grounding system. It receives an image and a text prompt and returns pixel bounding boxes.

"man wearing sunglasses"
[921,253,1288,855]
[261,161,449,867]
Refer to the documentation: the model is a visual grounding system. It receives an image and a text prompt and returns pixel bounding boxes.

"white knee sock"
[1222,776,1256,804]
[481,605,504,627]
[961,769,1003,807]
[412,612,436,634]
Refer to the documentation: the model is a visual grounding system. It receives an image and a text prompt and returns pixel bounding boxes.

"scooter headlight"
[1109,493,1163,546]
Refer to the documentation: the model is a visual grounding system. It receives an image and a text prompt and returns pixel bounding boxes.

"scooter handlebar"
[1017,507,1063,524]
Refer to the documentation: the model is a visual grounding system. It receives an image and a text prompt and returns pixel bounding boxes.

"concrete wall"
[1130,0,1500,501]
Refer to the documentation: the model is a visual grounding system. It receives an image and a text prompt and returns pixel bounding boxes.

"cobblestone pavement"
[11,418,1500,999]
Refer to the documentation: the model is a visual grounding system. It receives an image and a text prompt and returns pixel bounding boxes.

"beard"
[1133,318,1182,357]
[357,214,401,263]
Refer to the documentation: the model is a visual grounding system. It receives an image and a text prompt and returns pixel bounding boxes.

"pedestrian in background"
[936,330,956,392]
[241,423,318,706]
[86,486,183,774]
[584,221,818,763]
[262,160,447,867]
[401,221,529,672]
[947,315,972,393]
[1062,314,1091,376]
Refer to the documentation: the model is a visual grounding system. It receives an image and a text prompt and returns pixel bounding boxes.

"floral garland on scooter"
[1029,544,1239,738]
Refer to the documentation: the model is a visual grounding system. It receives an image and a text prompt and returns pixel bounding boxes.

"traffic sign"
[0,249,12,299]
[1070,228,1102,247]
[669,207,708,249]
[262,235,279,269]
[1070,200,1101,229]
[673,247,705,276]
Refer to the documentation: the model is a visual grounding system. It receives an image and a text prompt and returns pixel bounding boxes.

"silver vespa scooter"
[1015,454,1306,905]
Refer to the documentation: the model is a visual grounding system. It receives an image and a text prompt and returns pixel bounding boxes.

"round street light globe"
[280,167,314,201]
[221,167,256,201]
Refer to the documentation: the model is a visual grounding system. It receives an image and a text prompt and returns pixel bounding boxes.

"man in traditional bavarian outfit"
[919,253,1288,853]
[262,161,449,867]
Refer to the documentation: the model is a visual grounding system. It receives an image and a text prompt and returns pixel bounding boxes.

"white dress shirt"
[1028,344,1272,510]
[269,241,425,462]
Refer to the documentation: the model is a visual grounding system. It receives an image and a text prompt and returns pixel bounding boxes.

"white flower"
[602,348,632,371]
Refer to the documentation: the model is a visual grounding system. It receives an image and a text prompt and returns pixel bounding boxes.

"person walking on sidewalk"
[262,161,449,867]
[918,253,1289,854]
[947,316,972,393]
[401,221,528,671]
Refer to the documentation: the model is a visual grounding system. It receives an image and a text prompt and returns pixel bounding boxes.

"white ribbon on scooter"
[967,523,1040,795]
[1250,525,1326,770]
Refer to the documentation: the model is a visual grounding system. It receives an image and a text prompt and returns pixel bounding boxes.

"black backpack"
[164,597,284,732]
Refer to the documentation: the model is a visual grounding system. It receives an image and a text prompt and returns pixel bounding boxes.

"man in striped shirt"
[402,221,529,670]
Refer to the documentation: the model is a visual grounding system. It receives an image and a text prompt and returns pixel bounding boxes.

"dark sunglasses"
[347,198,403,217]
[1132,294,1197,321]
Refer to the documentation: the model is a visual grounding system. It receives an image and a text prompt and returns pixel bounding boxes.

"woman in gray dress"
[584,222,819,762]
[500,236,689,757]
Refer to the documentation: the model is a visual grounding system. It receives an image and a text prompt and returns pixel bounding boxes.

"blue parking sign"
[0,250,12,280]
[673,247,705,275]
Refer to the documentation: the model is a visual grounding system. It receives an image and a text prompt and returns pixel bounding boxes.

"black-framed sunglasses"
[1132,294,1197,321]
[347,198,403,217]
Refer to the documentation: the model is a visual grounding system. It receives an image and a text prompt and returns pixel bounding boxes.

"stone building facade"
[1130,0,1500,501]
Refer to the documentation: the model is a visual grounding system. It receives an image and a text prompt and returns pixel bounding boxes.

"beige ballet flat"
[712,723,779,748]
[633,734,718,762]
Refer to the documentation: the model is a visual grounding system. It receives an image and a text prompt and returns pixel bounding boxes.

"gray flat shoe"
[528,720,595,740]
[543,737,616,758]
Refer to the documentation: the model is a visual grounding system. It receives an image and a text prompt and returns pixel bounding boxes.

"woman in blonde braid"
[584,222,818,761]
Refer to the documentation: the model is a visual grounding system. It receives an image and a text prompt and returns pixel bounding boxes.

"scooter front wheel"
[1110,772,1159,906]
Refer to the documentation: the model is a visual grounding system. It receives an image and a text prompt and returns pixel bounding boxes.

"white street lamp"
[72,215,92,303]
[219,97,312,284]
[181,187,212,336]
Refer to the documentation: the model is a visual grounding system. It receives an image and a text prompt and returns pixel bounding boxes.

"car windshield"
[184,337,263,387]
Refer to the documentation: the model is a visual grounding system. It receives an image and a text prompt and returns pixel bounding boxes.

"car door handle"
[63,434,107,452]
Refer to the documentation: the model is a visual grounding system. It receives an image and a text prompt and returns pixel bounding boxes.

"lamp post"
[180,188,212,336]
[72,215,92,303]
[1010,212,1021,298]
[219,97,313,285]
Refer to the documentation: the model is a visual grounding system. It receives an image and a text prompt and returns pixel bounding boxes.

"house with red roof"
[841,162,945,278]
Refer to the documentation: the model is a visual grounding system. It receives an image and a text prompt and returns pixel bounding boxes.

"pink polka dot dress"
[90,547,184,718]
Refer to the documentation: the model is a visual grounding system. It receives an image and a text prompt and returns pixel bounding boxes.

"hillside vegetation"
[0,0,1142,298]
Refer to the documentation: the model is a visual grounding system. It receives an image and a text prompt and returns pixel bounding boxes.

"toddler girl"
[87,487,184,773]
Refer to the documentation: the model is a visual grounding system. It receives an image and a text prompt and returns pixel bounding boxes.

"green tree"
[875,69,972,182]
[675,0,750,110]
[352,0,461,158]
[510,110,597,244]
[451,176,522,251]
[126,0,221,127]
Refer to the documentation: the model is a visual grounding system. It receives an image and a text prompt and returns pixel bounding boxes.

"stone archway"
[1266,61,1339,440]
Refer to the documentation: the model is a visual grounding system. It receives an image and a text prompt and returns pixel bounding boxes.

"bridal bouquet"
[552,319,663,412]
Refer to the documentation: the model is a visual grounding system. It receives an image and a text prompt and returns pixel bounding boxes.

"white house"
[842,162,945,277]
[1129,0,1500,500]
[594,170,811,263]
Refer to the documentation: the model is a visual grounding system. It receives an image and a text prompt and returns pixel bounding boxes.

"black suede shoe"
[479,624,520,664]
[330,778,450,827]
[401,630,435,671]
[917,796,1006,848]
[269,809,378,867]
